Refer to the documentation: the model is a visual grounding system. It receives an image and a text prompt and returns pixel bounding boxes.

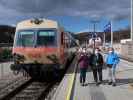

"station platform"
[52,55,133,100]
[72,59,133,100]
[52,56,77,100]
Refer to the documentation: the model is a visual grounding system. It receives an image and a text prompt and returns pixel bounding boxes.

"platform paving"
[52,57,77,100]
[72,59,133,100]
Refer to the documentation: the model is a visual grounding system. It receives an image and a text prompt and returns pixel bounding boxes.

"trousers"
[80,68,87,83]
[107,64,116,83]
[92,68,103,82]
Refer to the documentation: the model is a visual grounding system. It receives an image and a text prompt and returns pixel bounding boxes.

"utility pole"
[93,22,96,53]
[90,20,99,54]
[103,32,106,46]
[131,0,133,41]
[111,21,113,47]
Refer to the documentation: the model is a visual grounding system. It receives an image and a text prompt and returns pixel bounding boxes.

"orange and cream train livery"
[11,18,75,80]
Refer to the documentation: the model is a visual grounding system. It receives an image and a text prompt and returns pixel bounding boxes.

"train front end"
[11,19,62,80]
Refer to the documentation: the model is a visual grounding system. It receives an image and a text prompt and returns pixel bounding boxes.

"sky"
[0,0,131,33]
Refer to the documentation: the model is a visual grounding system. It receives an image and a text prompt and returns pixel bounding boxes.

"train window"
[37,30,56,46]
[15,31,35,47]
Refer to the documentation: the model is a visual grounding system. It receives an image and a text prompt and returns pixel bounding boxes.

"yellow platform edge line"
[66,61,77,100]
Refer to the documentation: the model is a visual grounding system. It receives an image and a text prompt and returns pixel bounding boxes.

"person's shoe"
[112,83,116,87]
[80,83,82,86]
[83,83,85,86]
[82,83,85,86]
[96,82,99,86]
[108,82,112,85]
[99,81,102,85]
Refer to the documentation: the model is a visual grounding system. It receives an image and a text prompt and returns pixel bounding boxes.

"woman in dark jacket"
[90,48,104,86]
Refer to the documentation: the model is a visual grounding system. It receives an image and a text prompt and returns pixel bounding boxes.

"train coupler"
[10,64,22,75]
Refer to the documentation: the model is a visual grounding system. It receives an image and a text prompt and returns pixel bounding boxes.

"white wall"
[0,62,13,78]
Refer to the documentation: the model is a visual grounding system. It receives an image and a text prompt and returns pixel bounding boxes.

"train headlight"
[13,53,25,63]
[46,54,59,64]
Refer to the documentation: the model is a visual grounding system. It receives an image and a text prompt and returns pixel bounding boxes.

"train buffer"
[52,57,133,100]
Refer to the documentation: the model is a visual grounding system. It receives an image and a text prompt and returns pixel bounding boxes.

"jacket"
[78,54,89,69]
[106,52,120,65]
[89,53,104,69]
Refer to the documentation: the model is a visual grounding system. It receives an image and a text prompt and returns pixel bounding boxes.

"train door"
[60,32,65,64]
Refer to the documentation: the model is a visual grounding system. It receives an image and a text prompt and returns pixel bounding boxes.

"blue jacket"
[106,52,120,65]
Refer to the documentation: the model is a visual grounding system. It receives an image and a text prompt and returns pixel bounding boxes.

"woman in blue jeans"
[78,50,89,86]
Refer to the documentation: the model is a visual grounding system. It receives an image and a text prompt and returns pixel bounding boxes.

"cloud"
[0,0,131,24]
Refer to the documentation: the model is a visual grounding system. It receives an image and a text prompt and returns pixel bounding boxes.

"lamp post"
[131,0,133,41]
[111,21,113,47]
[90,20,100,53]
[91,20,99,54]
[103,32,106,46]
[92,32,96,54]
[93,23,96,54]
[91,21,97,54]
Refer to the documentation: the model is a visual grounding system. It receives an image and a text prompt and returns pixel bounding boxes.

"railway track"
[0,77,57,100]
[0,75,24,90]
[11,81,55,100]
[0,77,32,100]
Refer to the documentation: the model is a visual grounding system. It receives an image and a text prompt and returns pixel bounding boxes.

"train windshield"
[15,30,57,47]
[15,31,35,47]
[37,30,56,46]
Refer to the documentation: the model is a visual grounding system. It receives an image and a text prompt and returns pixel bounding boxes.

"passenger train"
[10,18,76,80]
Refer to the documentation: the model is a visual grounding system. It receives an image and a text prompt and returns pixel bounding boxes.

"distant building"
[75,32,103,47]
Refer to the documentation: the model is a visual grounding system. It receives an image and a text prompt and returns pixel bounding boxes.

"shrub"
[0,48,12,61]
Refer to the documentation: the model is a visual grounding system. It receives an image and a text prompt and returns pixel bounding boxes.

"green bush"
[0,48,12,60]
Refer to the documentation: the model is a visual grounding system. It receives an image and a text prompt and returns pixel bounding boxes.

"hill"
[75,29,130,44]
